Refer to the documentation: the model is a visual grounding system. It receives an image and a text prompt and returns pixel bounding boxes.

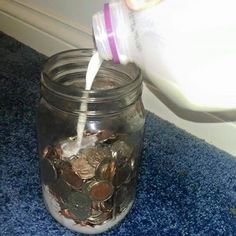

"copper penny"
[96,130,116,142]
[88,181,114,202]
[96,158,116,181]
[61,165,83,190]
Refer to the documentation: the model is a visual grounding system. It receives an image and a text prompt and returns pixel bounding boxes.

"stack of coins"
[40,130,137,227]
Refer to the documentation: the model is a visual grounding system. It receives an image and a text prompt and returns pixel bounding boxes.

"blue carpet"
[1,32,236,236]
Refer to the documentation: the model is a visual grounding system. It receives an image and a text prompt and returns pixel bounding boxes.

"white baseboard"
[0,0,93,55]
[1,0,235,156]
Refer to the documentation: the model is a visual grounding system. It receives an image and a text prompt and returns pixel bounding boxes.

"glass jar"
[37,49,145,234]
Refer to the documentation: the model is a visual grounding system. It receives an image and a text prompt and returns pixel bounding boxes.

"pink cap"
[103,3,120,64]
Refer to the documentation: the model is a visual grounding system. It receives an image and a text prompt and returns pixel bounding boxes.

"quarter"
[65,191,92,220]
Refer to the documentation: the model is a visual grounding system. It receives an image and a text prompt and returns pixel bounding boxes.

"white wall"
[1,0,236,156]
[16,0,104,34]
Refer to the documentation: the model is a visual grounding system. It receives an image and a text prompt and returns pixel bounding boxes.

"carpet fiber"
[1,32,236,235]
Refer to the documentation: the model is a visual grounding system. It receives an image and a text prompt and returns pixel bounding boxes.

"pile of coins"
[40,130,137,227]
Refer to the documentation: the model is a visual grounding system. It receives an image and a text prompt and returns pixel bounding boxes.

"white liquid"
[76,52,103,147]
[61,52,103,159]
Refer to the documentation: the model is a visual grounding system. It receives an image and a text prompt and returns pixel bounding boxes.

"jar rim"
[41,49,142,101]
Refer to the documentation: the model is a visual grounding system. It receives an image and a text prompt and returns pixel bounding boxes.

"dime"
[95,158,116,181]
[111,140,133,165]
[40,158,58,184]
[61,165,83,190]
[65,192,92,220]
[70,155,95,180]
[84,146,111,168]
[88,181,114,202]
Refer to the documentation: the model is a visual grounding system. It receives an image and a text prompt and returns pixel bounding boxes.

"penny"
[88,181,114,202]
[96,130,116,142]
[84,146,111,168]
[61,165,83,190]
[111,140,133,164]
[40,158,58,184]
[96,158,116,181]
[113,164,131,187]
[65,192,92,220]
[70,155,95,180]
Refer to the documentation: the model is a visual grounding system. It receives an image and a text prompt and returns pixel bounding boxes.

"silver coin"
[85,146,111,168]
[65,191,92,220]
[70,155,95,180]
[111,140,133,165]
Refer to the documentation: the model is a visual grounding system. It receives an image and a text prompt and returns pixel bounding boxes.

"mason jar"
[37,49,145,234]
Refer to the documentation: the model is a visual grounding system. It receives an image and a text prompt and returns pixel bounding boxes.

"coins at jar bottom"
[65,192,92,221]
[40,158,58,184]
[88,181,114,202]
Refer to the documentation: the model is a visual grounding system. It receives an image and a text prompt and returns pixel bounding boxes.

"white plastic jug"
[92,0,236,112]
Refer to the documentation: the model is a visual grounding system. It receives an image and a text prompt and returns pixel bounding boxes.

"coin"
[40,158,58,184]
[61,165,83,190]
[111,140,133,164]
[49,177,72,203]
[95,158,116,181]
[84,146,111,168]
[96,130,116,142]
[87,209,113,225]
[88,181,114,202]
[113,164,132,187]
[91,201,112,212]
[70,155,95,180]
[65,191,92,220]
